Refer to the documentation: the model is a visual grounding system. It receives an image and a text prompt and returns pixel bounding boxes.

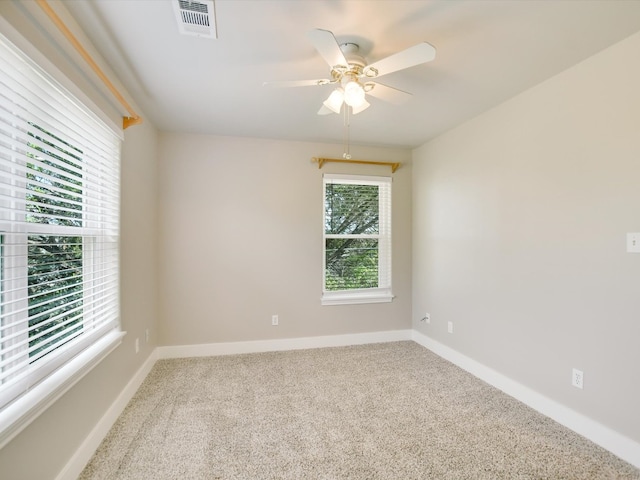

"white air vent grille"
[173,0,217,39]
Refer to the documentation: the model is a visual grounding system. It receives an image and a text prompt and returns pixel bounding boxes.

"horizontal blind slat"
[0,295,119,373]
[0,286,119,344]
[0,257,118,314]
[0,53,119,155]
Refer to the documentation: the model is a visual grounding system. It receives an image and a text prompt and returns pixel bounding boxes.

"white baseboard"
[411,330,640,469]
[56,348,159,480]
[157,329,413,359]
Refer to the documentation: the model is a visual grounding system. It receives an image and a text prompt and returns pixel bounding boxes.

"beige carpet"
[80,341,640,479]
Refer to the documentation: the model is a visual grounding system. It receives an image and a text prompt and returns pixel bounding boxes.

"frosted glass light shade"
[323,89,344,114]
[343,80,366,107]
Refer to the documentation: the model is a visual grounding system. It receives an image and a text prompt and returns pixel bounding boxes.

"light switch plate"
[627,233,640,253]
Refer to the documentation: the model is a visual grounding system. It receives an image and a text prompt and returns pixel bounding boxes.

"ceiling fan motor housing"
[340,43,366,67]
[331,43,378,82]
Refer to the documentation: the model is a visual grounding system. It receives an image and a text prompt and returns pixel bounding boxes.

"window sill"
[321,289,394,306]
[0,329,125,449]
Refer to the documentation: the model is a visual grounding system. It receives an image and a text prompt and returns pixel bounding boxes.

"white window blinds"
[0,33,121,417]
[323,174,392,305]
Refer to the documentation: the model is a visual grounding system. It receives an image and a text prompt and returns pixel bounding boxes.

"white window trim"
[322,288,394,306]
[322,174,393,306]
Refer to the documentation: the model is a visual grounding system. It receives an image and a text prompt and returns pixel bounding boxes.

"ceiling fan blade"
[366,82,412,105]
[364,42,436,78]
[307,29,348,68]
[262,79,331,88]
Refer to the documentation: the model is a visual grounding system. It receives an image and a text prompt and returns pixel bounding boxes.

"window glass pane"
[325,238,378,291]
[325,183,379,235]
[28,235,83,360]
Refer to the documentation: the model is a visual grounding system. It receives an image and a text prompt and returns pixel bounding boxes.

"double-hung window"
[0,33,122,444]
[322,174,392,305]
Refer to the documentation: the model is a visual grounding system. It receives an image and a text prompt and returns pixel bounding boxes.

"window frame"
[0,31,124,449]
[322,173,393,306]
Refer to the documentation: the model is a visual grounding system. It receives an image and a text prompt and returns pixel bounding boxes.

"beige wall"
[0,3,160,479]
[158,134,412,346]
[412,31,640,442]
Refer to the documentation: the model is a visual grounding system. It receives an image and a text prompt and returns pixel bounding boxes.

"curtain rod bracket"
[123,116,143,130]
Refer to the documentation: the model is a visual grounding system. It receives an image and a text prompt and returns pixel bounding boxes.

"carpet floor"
[79,341,640,479]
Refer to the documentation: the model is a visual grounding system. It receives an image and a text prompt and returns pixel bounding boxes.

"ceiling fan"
[264,29,436,115]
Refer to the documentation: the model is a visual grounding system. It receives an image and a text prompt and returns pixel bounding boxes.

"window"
[322,174,392,305]
[0,33,122,445]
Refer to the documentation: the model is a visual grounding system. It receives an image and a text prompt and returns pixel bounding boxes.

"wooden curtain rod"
[36,0,142,130]
[312,157,401,173]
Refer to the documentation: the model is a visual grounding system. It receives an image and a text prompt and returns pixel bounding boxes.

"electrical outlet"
[145,329,149,343]
[572,368,584,389]
[135,338,139,354]
[627,233,640,253]
[421,313,430,323]
[447,321,453,334]
[272,314,279,326]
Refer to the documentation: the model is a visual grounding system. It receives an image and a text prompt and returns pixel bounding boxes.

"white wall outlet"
[135,338,139,354]
[272,314,279,326]
[627,233,640,253]
[447,321,453,334]
[422,313,430,323]
[145,329,150,343]
[572,368,584,389]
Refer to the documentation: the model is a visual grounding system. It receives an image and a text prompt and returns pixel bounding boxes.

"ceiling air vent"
[173,0,217,39]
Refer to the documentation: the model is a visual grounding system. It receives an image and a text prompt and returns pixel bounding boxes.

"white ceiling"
[63,0,640,149]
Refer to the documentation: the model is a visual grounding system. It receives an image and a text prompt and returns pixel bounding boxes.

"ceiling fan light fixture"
[343,80,366,107]
[323,88,344,114]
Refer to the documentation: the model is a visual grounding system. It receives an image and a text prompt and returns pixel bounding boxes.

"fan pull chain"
[343,105,352,159]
